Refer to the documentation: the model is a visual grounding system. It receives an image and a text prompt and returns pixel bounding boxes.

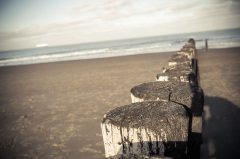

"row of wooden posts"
[101,39,204,159]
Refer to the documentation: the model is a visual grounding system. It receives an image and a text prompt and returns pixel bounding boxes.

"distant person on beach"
[205,39,208,51]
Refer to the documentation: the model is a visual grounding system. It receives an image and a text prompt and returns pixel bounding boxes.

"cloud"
[64,0,200,31]
[0,0,240,50]
[0,26,45,39]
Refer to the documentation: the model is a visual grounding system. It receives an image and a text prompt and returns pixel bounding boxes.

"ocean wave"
[0,43,180,67]
[0,48,110,67]
[1,28,240,67]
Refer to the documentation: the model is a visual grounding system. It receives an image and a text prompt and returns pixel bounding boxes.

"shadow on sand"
[202,96,240,159]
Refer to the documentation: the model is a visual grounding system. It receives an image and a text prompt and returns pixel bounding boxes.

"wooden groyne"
[101,39,204,159]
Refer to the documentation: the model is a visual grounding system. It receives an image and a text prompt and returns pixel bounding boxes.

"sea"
[0,28,240,67]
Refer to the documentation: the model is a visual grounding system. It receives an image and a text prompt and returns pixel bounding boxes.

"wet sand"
[0,52,172,159]
[0,48,239,159]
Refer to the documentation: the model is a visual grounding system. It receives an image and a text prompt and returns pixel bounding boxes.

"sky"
[0,0,240,51]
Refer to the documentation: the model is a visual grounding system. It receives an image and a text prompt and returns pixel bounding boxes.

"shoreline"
[0,50,176,68]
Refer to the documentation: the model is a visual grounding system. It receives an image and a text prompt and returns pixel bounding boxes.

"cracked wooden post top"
[130,81,199,108]
[130,81,204,154]
[101,101,190,159]
[156,63,196,83]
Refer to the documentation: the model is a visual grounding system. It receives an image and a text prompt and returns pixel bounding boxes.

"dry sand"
[198,48,240,159]
[0,48,239,159]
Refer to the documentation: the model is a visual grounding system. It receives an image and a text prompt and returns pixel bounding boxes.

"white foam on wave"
[1,28,240,67]
[0,43,180,67]
[207,40,240,49]
[0,48,110,67]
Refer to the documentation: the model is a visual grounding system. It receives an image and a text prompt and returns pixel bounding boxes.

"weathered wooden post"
[168,54,191,67]
[130,82,203,158]
[101,38,204,158]
[130,81,203,110]
[101,101,190,158]
[156,64,196,83]
[156,38,203,158]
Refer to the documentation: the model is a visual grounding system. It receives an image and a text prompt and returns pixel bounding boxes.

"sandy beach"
[198,48,240,158]
[0,48,240,159]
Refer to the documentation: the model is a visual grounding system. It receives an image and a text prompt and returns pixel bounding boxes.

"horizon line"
[1,27,239,52]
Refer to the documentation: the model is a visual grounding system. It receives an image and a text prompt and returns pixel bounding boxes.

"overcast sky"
[0,0,240,51]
